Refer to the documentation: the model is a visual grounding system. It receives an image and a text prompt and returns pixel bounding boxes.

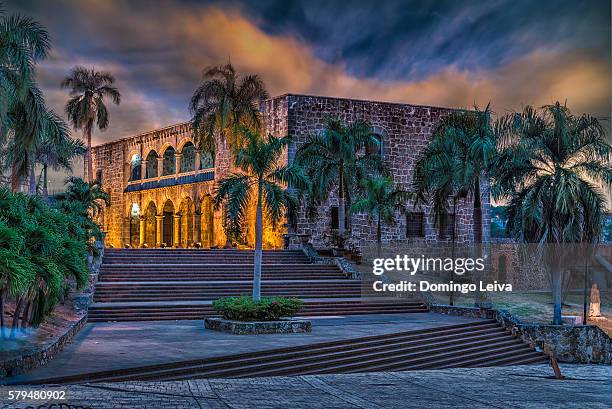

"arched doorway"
[200,195,214,247]
[180,142,196,173]
[129,154,142,181]
[179,197,195,247]
[128,203,140,247]
[144,201,157,247]
[162,147,176,176]
[162,200,175,246]
[145,150,158,179]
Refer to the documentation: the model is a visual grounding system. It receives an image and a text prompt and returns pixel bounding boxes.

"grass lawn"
[354,262,611,335]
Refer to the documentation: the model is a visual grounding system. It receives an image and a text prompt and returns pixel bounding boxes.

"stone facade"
[93,94,488,249]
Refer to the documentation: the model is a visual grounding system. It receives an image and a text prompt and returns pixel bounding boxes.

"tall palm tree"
[350,176,412,255]
[0,8,49,135]
[413,106,495,244]
[190,63,268,156]
[493,102,611,325]
[295,117,384,236]
[36,117,86,200]
[62,66,121,182]
[0,10,51,193]
[214,129,305,300]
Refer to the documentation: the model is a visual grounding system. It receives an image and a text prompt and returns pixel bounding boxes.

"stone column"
[175,153,182,175]
[194,211,202,244]
[139,216,146,247]
[194,150,201,173]
[157,156,163,179]
[140,160,147,180]
[173,214,181,247]
[155,215,163,247]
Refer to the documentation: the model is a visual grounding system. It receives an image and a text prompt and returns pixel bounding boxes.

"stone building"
[92,94,489,249]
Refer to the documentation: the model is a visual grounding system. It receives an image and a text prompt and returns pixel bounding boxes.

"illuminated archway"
[144,201,157,247]
[129,154,142,181]
[179,196,195,247]
[162,200,175,246]
[128,203,140,247]
[200,195,214,247]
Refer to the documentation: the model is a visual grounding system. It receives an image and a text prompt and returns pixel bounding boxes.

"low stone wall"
[300,244,359,279]
[205,318,312,335]
[0,314,87,378]
[430,305,611,364]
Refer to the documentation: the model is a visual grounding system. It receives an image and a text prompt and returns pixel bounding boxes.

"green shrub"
[212,296,304,321]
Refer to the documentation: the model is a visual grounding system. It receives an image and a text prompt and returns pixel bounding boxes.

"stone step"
[17,320,546,384]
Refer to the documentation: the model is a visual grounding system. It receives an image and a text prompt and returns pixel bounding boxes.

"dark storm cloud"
[4,0,610,147]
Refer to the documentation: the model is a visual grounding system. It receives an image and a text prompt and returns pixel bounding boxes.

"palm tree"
[0,8,49,135]
[0,10,51,193]
[214,129,305,300]
[492,102,611,325]
[413,106,495,244]
[190,63,268,156]
[35,116,86,200]
[295,117,385,237]
[413,106,495,306]
[62,66,121,182]
[350,176,412,255]
[57,176,110,218]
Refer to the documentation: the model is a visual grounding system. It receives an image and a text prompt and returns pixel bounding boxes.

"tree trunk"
[450,196,457,306]
[473,180,483,244]
[86,124,93,183]
[21,299,31,329]
[0,285,6,338]
[376,212,382,258]
[472,178,489,308]
[42,164,49,201]
[10,161,21,192]
[253,183,263,301]
[338,167,345,236]
[28,162,37,196]
[551,268,563,325]
[11,296,24,337]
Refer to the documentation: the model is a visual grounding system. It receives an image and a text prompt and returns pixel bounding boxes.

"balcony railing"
[124,168,214,193]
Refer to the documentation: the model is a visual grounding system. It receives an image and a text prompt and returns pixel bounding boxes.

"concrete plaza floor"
[1,364,609,408]
[6,312,481,384]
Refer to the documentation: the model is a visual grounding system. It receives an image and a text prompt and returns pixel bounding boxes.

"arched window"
[200,151,214,170]
[145,150,158,179]
[366,134,383,156]
[180,142,196,173]
[162,147,176,176]
[129,154,142,181]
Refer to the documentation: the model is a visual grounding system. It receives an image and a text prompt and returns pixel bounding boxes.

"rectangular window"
[331,206,348,230]
[439,214,455,239]
[406,212,424,237]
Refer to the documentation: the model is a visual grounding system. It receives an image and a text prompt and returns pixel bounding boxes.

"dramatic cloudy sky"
[6,0,612,185]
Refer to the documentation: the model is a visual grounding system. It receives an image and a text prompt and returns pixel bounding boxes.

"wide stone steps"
[89,248,428,322]
[20,320,547,384]
[103,249,310,265]
[93,280,363,302]
[87,300,428,322]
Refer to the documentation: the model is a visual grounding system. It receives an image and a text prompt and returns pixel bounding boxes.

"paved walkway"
[7,313,479,383]
[1,365,609,408]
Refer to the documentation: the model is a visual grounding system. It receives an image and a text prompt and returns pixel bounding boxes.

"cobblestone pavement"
[1,364,610,409]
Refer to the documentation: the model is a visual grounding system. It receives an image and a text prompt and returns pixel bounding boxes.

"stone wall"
[264,94,490,250]
[93,94,490,250]
[430,305,611,364]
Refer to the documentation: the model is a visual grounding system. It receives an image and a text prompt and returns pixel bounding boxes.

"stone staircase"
[88,249,428,322]
[19,320,547,384]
